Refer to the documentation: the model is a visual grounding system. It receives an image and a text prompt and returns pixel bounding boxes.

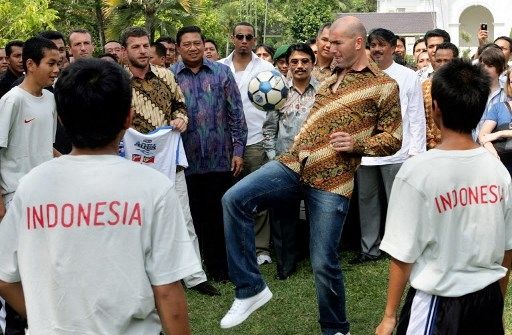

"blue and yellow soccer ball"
[248,70,289,111]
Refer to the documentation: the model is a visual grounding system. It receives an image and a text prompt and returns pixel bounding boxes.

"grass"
[187,252,512,335]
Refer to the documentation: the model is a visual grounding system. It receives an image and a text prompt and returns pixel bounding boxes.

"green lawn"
[187,253,512,334]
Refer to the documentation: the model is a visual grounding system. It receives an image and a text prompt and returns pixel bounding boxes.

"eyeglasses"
[234,34,254,41]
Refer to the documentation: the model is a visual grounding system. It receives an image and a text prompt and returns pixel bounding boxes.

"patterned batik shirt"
[278,61,402,197]
[128,64,188,134]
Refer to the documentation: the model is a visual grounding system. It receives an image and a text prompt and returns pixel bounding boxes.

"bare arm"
[152,281,191,335]
[375,258,413,335]
[500,250,512,297]
[0,281,26,318]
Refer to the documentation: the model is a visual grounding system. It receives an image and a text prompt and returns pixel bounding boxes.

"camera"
[480,23,488,31]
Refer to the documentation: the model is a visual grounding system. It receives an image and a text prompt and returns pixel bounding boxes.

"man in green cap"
[274,44,290,76]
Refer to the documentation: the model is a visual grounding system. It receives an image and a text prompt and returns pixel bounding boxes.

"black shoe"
[190,281,221,296]
[276,266,296,280]
[349,254,382,265]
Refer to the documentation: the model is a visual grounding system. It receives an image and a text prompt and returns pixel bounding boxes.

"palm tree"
[103,0,198,41]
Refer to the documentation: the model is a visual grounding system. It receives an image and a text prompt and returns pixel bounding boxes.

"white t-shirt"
[0,86,57,196]
[362,62,426,165]
[0,155,201,334]
[219,52,275,145]
[381,147,512,297]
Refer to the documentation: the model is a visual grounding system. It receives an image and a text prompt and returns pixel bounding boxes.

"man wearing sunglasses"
[219,22,275,268]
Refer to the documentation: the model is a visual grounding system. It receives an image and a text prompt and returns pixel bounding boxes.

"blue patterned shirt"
[171,59,247,175]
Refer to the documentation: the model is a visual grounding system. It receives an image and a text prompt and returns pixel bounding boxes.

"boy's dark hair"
[205,38,218,50]
[38,31,65,44]
[120,26,149,47]
[22,37,58,72]
[232,21,255,36]
[285,43,316,64]
[424,29,451,44]
[255,44,275,58]
[494,36,512,50]
[176,25,205,46]
[479,46,507,74]
[150,42,166,58]
[155,36,176,44]
[5,40,24,57]
[436,42,459,58]
[54,59,132,149]
[367,28,398,47]
[98,53,118,62]
[431,59,490,134]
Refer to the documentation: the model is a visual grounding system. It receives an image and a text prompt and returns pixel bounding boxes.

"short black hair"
[436,42,459,58]
[97,53,118,62]
[120,26,149,47]
[150,42,166,58]
[176,25,205,46]
[431,59,490,134]
[285,43,315,64]
[5,40,24,57]
[367,28,398,47]
[38,31,65,44]
[308,38,316,45]
[54,59,132,149]
[22,37,58,72]
[317,23,331,37]
[155,36,176,44]
[413,38,425,52]
[479,45,507,74]
[397,36,405,46]
[424,29,450,44]
[494,36,512,50]
[204,38,218,50]
[255,44,275,58]
[233,22,255,36]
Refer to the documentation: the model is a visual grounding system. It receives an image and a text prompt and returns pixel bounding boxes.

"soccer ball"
[248,70,289,111]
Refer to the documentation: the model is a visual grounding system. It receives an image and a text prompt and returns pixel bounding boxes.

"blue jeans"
[222,161,350,334]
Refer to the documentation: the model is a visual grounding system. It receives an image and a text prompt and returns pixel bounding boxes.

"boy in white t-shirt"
[0,36,60,335]
[0,58,201,334]
[376,59,512,335]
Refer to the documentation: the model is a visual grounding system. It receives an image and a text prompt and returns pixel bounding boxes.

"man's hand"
[481,131,501,143]
[330,132,354,152]
[231,156,243,177]
[477,29,488,46]
[375,315,396,335]
[170,117,187,133]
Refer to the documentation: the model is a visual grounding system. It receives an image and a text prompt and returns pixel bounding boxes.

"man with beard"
[219,22,275,267]
[352,28,425,264]
[121,26,214,296]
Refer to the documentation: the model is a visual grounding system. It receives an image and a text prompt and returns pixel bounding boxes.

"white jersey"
[381,147,512,297]
[0,154,201,334]
[122,127,188,186]
[0,86,57,196]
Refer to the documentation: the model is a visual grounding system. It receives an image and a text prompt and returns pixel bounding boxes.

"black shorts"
[396,282,504,335]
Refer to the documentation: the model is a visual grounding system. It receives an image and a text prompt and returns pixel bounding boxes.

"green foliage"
[287,0,334,42]
[0,0,58,46]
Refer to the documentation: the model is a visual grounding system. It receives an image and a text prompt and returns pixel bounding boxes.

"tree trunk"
[94,0,106,48]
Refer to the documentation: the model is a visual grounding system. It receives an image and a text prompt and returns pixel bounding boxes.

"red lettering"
[451,189,458,208]
[122,202,128,225]
[434,197,443,213]
[440,193,452,212]
[128,203,142,226]
[26,207,31,230]
[94,201,106,226]
[78,203,91,226]
[488,185,499,203]
[468,186,478,204]
[480,185,488,204]
[61,203,74,228]
[108,201,121,225]
[46,204,58,228]
[32,205,44,229]
[459,187,468,206]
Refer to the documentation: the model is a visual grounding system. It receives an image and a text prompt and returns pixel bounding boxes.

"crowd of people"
[0,13,510,335]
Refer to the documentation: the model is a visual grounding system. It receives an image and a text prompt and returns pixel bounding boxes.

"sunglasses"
[234,34,254,41]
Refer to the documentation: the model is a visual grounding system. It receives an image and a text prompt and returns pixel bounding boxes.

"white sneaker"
[220,286,273,329]
[334,332,351,335]
[256,254,272,265]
